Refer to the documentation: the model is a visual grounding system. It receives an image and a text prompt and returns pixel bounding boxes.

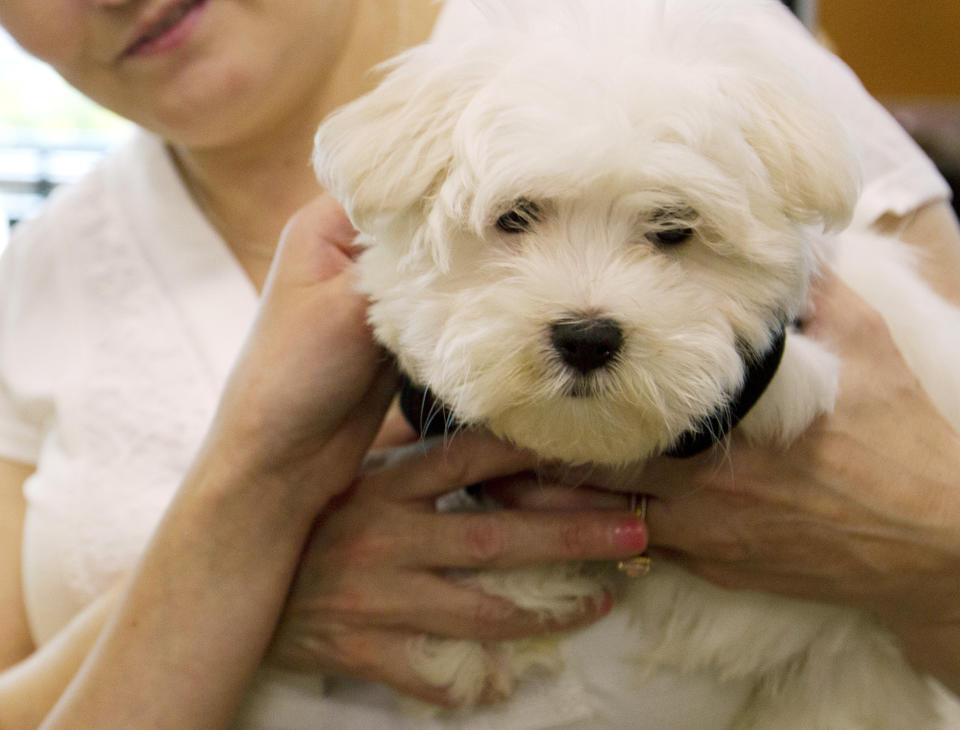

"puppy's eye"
[646,207,696,247]
[648,227,694,246]
[496,199,542,234]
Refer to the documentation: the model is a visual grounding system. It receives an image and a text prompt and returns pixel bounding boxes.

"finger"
[571,451,707,501]
[269,195,359,291]
[587,452,713,502]
[334,628,512,709]
[399,509,647,569]
[642,491,787,566]
[370,431,539,500]
[371,402,418,450]
[280,194,359,260]
[325,362,402,463]
[484,476,631,511]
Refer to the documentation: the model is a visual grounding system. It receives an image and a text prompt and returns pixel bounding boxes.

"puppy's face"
[315,2,859,465]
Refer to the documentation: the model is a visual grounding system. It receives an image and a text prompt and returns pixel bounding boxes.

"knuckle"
[333,632,379,677]
[463,515,508,564]
[437,447,473,488]
[326,587,377,621]
[340,529,389,568]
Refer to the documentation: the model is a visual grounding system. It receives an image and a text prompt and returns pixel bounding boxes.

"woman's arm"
[42,444,366,728]
[0,582,120,729]
[874,199,960,305]
[867,198,960,691]
[0,453,122,730]
[36,196,398,729]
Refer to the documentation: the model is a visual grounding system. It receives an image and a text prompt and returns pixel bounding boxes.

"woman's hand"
[635,275,960,623]
[208,195,398,514]
[635,273,960,690]
[492,273,960,692]
[266,431,649,707]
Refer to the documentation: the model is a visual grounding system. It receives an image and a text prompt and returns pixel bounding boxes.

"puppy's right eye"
[496,199,542,234]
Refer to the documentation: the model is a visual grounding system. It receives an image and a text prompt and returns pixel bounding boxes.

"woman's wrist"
[195,362,386,524]
[184,431,323,542]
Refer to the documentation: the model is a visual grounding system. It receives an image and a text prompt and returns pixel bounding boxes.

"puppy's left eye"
[646,207,697,247]
[496,199,542,234]
[648,227,694,246]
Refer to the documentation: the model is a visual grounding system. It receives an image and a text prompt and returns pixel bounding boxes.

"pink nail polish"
[613,519,648,552]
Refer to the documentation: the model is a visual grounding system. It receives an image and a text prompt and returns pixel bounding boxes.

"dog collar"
[398,326,787,457]
[664,326,787,458]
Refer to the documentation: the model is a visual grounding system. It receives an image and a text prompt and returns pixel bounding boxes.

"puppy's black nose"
[550,317,624,374]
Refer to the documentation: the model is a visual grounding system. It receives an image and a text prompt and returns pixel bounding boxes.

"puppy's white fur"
[314,1,960,726]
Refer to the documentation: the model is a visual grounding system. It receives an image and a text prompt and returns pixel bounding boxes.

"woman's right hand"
[205,194,399,518]
[267,431,649,707]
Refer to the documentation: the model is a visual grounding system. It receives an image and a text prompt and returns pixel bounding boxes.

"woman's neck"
[169,0,441,292]
[169,120,320,291]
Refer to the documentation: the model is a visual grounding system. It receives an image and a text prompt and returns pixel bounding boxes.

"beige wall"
[818,0,960,99]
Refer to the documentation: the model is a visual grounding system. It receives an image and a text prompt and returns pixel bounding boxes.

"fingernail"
[613,519,648,552]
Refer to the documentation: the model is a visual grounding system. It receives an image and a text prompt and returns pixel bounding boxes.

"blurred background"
[816,0,959,214]
[0,29,132,248]
[0,0,957,252]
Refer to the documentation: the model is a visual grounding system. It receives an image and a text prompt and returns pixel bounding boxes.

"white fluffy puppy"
[314,0,960,726]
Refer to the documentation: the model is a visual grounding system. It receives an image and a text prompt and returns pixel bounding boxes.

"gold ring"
[617,494,652,577]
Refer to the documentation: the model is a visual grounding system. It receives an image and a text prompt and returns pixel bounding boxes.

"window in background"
[817,0,959,214]
[0,29,133,248]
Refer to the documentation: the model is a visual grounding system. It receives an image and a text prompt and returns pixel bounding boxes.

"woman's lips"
[122,0,208,59]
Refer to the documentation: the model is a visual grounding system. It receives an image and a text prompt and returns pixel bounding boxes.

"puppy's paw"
[401,564,605,713]
[467,563,612,624]
[403,633,567,716]
[404,636,516,711]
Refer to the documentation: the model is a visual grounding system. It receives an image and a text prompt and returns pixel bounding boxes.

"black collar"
[664,327,787,458]
[398,326,787,458]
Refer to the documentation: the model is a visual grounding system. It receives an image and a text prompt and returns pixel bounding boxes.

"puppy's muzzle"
[550,316,624,375]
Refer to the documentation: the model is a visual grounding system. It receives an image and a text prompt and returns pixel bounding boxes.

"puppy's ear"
[733,72,861,231]
[314,44,490,234]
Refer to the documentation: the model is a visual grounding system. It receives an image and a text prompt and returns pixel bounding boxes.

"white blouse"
[0,1,951,728]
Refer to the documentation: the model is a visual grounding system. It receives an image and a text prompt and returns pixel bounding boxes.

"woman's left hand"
[491,273,960,691]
